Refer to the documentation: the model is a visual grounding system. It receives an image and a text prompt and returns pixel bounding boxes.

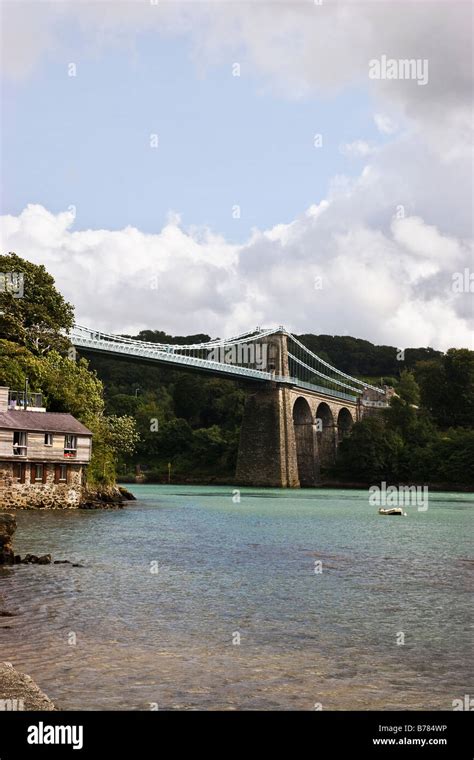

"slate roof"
[0,411,93,435]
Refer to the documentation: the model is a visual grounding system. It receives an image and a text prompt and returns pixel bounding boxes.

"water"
[0,486,472,710]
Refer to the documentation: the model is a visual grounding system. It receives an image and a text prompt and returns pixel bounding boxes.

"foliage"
[87,415,140,486]
[337,365,474,486]
[0,254,139,487]
[336,417,403,482]
[0,252,74,355]
[414,349,474,429]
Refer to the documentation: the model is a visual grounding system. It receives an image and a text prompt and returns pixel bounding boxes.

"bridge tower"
[235,331,300,487]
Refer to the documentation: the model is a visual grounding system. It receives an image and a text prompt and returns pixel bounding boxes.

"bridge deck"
[70,324,383,404]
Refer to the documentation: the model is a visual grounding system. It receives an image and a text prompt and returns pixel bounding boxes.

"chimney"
[0,387,9,412]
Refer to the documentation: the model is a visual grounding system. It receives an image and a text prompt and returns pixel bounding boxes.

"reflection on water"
[0,486,472,710]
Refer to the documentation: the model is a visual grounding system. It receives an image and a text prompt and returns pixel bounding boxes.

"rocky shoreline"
[0,484,136,511]
[79,485,136,509]
[0,662,55,711]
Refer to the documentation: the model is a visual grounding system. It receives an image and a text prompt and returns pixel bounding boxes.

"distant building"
[358,385,395,417]
[0,387,92,509]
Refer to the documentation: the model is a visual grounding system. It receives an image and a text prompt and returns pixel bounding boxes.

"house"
[0,387,93,509]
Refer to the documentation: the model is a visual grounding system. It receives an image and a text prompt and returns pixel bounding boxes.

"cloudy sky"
[0,0,472,349]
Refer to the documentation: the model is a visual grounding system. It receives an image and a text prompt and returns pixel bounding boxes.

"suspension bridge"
[70,324,384,402]
[70,324,387,488]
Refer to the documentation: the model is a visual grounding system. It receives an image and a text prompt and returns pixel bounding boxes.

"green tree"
[155,419,194,461]
[0,253,74,354]
[39,352,105,421]
[336,416,403,482]
[444,349,474,428]
[384,370,438,446]
[191,425,227,468]
[415,349,474,429]
[87,415,140,485]
[0,339,43,388]
[396,370,420,406]
[414,359,447,421]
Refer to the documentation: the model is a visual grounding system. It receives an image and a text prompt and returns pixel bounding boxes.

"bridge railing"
[70,324,385,402]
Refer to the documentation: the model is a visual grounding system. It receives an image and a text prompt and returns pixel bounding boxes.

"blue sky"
[2,30,384,240]
[0,1,471,349]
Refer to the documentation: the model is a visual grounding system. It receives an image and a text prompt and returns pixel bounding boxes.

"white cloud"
[340,140,376,158]
[374,113,398,135]
[1,191,472,351]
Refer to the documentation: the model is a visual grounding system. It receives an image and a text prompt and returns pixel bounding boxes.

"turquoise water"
[0,486,472,710]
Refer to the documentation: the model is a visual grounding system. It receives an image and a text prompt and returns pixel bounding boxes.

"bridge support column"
[235,386,300,488]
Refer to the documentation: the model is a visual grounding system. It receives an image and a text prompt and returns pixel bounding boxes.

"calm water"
[0,486,472,710]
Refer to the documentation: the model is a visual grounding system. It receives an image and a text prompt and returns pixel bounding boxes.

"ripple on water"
[1,487,472,710]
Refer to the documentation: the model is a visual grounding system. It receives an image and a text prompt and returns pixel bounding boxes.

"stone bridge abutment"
[235,385,358,487]
[235,330,359,487]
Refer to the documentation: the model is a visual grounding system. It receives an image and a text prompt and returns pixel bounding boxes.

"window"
[44,433,53,446]
[12,463,25,483]
[64,435,77,457]
[13,431,27,456]
[55,464,68,484]
[31,464,44,482]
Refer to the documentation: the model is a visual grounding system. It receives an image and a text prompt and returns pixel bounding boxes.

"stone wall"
[236,385,359,488]
[235,386,299,487]
[0,462,85,509]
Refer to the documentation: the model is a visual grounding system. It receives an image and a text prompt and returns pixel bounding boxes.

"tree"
[414,359,447,421]
[336,416,403,482]
[191,425,227,468]
[444,349,474,428]
[87,415,140,485]
[396,370,420,406]
[0,253,74,354]
[0,339,43,388]
[415,349,474,429]
[383,370,434,446]
[155,419,193,461]
[39,352,105,421]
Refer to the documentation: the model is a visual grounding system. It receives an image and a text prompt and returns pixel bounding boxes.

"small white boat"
[378,507,407,516]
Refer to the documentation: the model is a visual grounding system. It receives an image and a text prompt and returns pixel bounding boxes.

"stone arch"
[337,407,354,443]
[315,402,336,468]
[292,397,317,486]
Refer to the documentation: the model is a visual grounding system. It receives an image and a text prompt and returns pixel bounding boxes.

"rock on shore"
[0,662,55,710]
[79,485,136,509]
[0,514,16,565]
[0,514,52,565]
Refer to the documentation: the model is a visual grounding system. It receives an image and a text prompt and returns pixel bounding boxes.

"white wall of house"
[0,430,92,464]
